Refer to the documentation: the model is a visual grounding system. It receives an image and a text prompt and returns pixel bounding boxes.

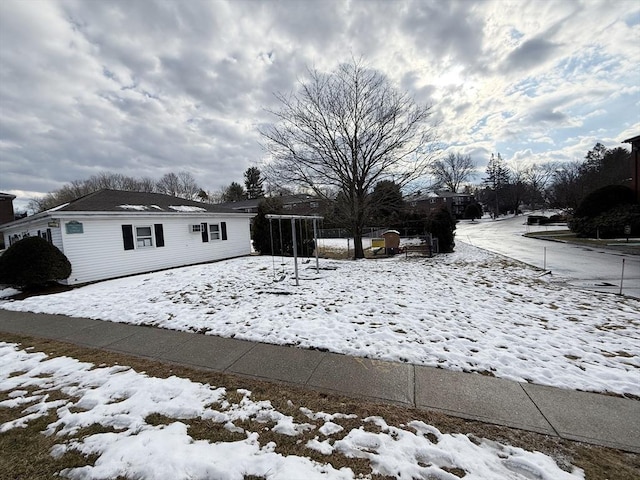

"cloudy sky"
[1,0,639,211]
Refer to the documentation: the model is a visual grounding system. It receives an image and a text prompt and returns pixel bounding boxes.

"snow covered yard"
[0,342,585,479]
[1,242,638,396]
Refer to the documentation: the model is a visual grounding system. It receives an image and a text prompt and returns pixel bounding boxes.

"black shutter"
[154,224,165,247]
[46,228,52,243]
[221,222,227,241]
[201,223,208,242]
[122,225,134,250]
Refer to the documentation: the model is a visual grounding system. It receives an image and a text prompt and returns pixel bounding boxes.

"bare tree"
[522,164,554,209]
[156,173,181,197]
[29,171,199,213]
[430,152,476,192]
[136,177,157,193]
[260,59,436,258]
[156,171,201,200]
[177,171,200,200]
[547,161,585,210]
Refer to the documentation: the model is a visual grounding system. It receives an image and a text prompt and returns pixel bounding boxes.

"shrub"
[427,206,456,253]
[574,185,635,218]
[0,236,71,289]
[464,203,482,221]
[569,185,638,238]
[569,204,640,238]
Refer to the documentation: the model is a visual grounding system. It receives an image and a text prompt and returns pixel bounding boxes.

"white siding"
[60,215,252,284]
[2,221,63,251]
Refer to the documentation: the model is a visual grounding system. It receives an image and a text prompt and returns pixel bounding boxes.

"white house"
[0,189,255,285]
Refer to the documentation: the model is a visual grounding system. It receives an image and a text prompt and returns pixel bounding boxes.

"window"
[200,222,227,243]
[123,224,164,250]
[136,226,153,247]
[209,224,220,240]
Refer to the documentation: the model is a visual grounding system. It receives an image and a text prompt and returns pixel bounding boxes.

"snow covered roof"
[406,191,475,202]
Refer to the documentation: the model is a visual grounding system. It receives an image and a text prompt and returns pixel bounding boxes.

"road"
[456,216,640,299]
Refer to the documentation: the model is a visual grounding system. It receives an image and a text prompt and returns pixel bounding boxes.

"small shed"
[382,229,400,254]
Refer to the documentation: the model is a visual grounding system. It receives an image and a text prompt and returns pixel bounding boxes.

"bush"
[251,198,314,256]
[464,203,482,221]
[574,185,635,218]
[0,236,71,289]
[569,204,640,238]
[427,206,456,253]
[569,185,639,238]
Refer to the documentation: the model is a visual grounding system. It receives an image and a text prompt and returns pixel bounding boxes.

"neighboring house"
[0,192,15,225]
[0,189,254,285]
[406,191,476,218]
[0,192,16,249]
[623,134,639,202]
[218,194,324,215]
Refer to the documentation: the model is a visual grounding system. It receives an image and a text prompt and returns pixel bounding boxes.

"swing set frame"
[265,214,323,286]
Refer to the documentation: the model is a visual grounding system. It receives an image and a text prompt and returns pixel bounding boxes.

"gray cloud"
[1,0,639,211]
[503,37,559,72]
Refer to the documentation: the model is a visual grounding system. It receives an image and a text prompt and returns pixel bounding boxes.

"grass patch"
[0,332,638,479]
[524,231,640,254]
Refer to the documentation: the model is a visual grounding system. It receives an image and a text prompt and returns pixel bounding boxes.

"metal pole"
[291,218,299,286]
[543,247,547,271]
[313,218,319,273]
[619,258,626,295]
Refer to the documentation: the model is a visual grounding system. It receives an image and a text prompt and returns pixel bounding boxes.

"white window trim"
[135,225,154,248]
[209,223,221,241]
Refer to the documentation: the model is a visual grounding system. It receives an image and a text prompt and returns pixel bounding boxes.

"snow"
[0,342,584,479]
[1,242,638,396]
[46,202,70,212]
[117,204,149,211]
[115,204,207,212]
[0,287,20,299]
[168,205,206,212]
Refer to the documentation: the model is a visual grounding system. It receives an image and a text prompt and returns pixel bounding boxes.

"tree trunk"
[353,224,365,259]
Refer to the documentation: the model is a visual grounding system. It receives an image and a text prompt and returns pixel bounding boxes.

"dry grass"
[0,332,638,480]
[524,230,640,254]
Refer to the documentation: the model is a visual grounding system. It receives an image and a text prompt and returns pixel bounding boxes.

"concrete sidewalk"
[1,308,638,453]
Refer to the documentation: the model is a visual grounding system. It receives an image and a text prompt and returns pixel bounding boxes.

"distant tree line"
[29,166,271,213]
[29,171,205,213]
[476,143,633,217]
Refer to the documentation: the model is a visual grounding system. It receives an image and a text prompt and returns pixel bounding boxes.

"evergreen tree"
[244,167,265,199]
[427,206,456,253]
[251,198,284,255]
[483,153,510,217]
[222,182,246,202]
[369,180,405,226]
[464,203,482,221]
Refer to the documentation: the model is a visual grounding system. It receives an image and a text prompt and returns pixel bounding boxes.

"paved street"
[457,216,640,299]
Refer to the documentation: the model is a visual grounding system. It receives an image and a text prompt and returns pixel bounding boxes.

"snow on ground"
[1,242,639,396]
[0,342,584,480]
[0,287,20,299]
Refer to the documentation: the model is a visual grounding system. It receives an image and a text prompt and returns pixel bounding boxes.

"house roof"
[406,191,474,202]
[217,194,320,210]
[623,134,640,144]
[0,193,16,200]
[49,189,240,214]
[0,190,251,231]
